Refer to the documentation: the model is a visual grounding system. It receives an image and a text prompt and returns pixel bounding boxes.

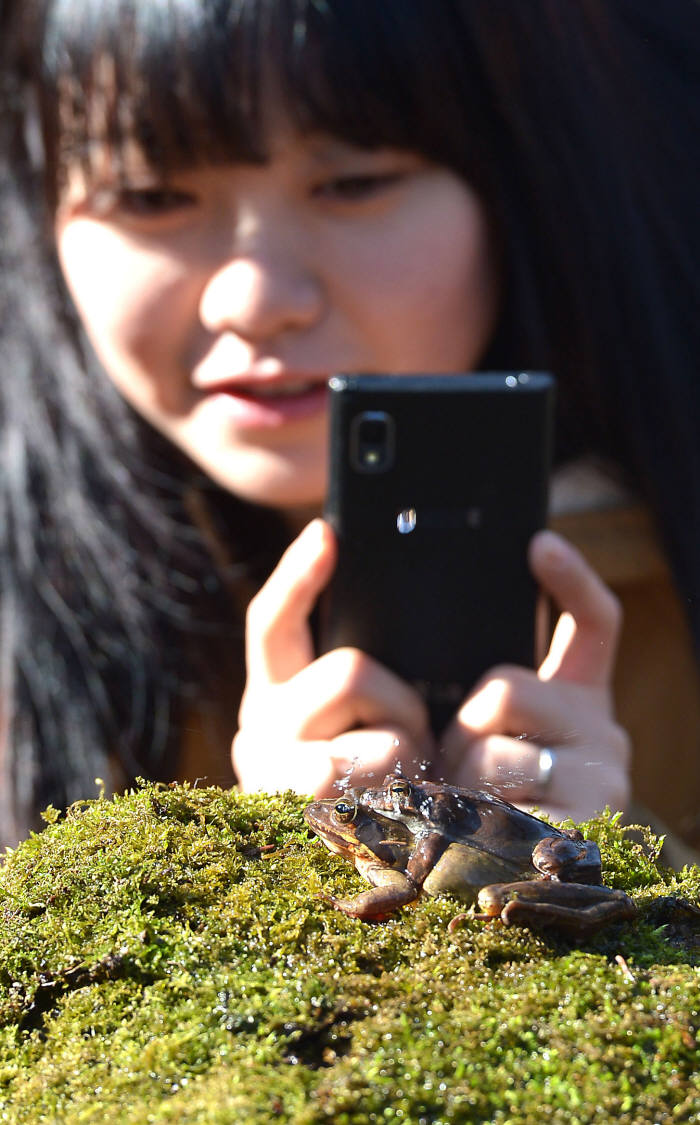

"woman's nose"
[199,245,324,343]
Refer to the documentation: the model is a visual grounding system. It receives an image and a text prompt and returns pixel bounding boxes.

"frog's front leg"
[474,880,637,937]
[321,863,419,921]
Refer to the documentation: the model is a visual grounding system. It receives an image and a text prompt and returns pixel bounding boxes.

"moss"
[0,782,698,1124]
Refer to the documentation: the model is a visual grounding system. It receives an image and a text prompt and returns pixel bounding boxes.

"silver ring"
[536,747,556,791]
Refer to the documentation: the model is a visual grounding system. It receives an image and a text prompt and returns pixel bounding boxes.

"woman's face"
[55,125,498,510]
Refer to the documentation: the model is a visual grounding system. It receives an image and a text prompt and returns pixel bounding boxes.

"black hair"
[1,0,698,842]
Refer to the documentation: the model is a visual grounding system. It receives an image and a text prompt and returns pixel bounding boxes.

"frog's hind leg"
[496,883,637,937]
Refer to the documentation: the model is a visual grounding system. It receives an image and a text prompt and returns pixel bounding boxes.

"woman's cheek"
[57,220,199,410]
[331,179,498,372]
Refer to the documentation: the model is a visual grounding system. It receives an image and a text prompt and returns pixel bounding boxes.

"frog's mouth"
[314,827,354,858]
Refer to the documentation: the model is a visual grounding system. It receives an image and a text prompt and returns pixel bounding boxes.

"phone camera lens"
[359,420,385,467]
[351,411,395,472]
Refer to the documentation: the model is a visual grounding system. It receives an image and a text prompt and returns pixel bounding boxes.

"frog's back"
[423,783,565,852]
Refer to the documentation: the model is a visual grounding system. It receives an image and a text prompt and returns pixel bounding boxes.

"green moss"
[0,783,698,1124]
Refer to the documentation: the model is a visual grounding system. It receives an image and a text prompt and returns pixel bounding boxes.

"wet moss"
[0,783,698,1124]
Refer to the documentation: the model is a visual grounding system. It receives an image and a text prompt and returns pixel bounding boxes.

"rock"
[0,782,698,1123]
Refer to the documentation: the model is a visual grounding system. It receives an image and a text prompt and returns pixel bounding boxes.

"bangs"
[38,0,490,199]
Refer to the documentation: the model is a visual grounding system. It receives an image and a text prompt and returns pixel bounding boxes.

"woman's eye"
[114,188,197,216]
[313,172,405,202]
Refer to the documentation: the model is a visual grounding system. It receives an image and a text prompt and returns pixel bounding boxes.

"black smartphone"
[315,372,555,735]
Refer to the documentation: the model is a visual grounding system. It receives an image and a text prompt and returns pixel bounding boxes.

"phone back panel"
[317,373,555,730]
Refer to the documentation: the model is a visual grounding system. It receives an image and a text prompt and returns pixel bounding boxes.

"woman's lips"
[199,378,329,428]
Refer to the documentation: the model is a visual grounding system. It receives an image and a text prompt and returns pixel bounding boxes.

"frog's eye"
[390,781,411,798]
[333,800,357,824]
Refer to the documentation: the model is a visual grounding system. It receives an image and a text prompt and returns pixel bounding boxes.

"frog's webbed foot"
[475,881,637,937]
[447,912,471,934]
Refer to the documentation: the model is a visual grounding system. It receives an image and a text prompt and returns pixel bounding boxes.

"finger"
[245,519,336,685]
[318,726,435,797]
[442,733,630,819]
[233,726,432,799]
[434,731,536,793]
[443,734,589,800]
[529,530,622,686]
[275,648,431,743]
[449,664,603,744]
[232,727,337,794]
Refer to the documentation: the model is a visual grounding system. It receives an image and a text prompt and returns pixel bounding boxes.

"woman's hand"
[232,519,434,796]
[438,529,631,823]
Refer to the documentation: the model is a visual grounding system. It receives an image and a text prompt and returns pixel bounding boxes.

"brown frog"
[304,774,637,936]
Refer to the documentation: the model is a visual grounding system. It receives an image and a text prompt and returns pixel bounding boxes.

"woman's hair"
[1,0,698,841]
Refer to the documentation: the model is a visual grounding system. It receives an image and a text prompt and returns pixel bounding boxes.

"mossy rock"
[0,783,699,1124]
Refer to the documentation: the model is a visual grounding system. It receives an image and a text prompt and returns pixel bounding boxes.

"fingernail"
[298,518,328,557]
[459,679,508,727]
[533,530,571,570]
[305,517,327,544]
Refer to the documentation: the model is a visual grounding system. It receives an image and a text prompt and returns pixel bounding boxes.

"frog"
[304,774,637,936]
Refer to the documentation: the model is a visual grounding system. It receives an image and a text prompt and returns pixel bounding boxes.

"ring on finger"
[535,746,557,791]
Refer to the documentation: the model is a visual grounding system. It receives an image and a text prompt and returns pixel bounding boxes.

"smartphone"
[315,372,555,735]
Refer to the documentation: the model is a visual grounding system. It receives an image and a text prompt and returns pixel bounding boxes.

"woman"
[1,0,698,850]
